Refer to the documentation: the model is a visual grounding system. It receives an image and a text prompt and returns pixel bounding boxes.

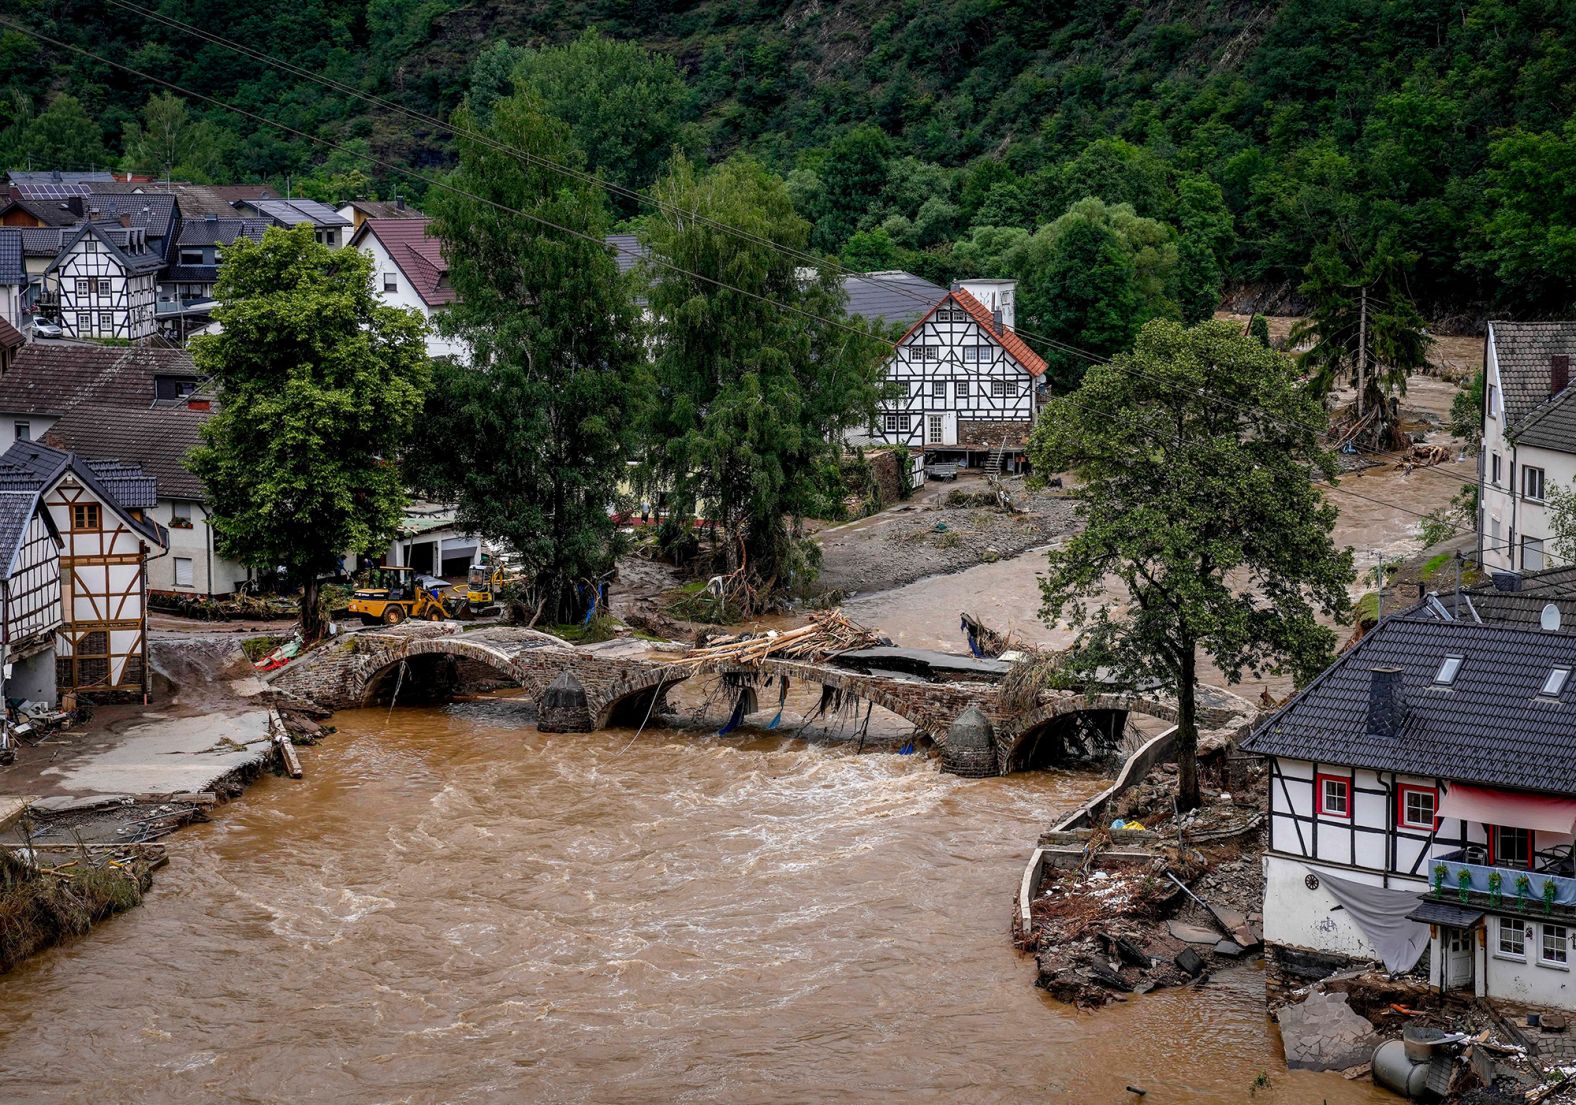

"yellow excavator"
[465,551,521,613]
[348,565,467,625]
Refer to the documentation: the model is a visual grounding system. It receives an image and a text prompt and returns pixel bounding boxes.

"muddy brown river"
[0,700,1388,1104]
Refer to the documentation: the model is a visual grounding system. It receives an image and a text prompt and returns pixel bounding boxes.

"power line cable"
[0,14,1507,564]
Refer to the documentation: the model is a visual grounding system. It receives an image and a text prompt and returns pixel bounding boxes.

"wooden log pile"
[670,610,883,668]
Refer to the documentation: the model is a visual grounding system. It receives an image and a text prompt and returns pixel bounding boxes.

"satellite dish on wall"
[1542,603,1562,632]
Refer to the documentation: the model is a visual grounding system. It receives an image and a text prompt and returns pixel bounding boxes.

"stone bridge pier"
[265,624,1256,777]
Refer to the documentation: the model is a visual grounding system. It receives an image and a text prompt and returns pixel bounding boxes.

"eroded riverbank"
[0,700,1386,1104]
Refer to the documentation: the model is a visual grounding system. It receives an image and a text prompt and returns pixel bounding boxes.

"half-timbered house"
[0,479,62,710]
[0,441,167,702]
[46,222,161,340]
[1243,608,1576,1010]
[853,280,1048,469]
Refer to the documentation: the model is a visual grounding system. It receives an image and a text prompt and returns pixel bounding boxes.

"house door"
[1444,927,1475,990]
[927,414,944,445]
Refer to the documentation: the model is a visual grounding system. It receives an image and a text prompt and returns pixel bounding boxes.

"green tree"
[1247,314,1272,348]
[1289,236,1431,447]
[13,94,108,170]
[189,226,431,640]
[638,155,888,604]
[1175,175,1235,325]
[1029,320,1353,810]
[513,29,695,208]
[841,228,900,272]
[806,125,894,250]
[1545,481,1576,569]
[1449,370,1484,450]
[417,92,641,623]
[1011,197,1179,387]
[121,93,226,182]
[1478,118,1576,310]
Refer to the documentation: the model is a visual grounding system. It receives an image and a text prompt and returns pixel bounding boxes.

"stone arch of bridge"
[357,637,525,705]
[1000,694,1179,773]
[589,658,960,738]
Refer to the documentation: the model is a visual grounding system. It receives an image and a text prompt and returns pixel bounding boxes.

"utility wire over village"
[2,4,1576,1103]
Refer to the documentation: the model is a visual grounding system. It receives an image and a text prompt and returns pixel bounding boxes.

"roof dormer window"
[1434,655,1463,685]
[1541,667,1571,698]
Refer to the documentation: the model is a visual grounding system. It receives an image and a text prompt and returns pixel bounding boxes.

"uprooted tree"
[1028,319,1354,811]
[636,154,888,612]
[189,225,431,641]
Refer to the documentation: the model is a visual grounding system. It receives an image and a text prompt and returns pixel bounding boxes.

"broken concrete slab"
[1277,990,1383,1072]
[1232,924,1263,949]
[1167,920,1222,945]
[1215,940,1246,958]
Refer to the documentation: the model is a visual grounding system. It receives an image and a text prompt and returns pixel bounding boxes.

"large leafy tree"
[1174,175,1236,325]
[418,91,641,623]
[189,226,431,639]
[1029,320,1354,810]
[511,29,695,208]
[638,155,888,604]
[1011,197,1179,388]
[121,93,227,182]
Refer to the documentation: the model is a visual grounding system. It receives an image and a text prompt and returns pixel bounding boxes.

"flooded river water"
[0,700,1387,1104]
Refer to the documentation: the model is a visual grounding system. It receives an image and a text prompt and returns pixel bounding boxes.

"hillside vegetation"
[5,0,1576,322]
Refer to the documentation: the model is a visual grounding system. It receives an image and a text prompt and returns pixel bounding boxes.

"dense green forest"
[6,0,1576,326]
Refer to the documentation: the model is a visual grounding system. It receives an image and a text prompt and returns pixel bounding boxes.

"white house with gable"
[852,279,1048,470]
[46,222,162,340]
[350,217,468,362]
[1479,321,1576,575]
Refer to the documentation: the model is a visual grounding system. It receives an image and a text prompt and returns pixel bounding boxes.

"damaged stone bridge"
[266,624,1254,777]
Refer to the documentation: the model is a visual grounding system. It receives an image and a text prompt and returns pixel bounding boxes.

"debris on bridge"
[672,610,884,668]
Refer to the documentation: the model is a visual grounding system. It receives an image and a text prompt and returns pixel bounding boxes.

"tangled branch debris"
[670,610,883,668]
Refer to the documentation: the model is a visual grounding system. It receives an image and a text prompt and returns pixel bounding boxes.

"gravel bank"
[814,481,1081,596]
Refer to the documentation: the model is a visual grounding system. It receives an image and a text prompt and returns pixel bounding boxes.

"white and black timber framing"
[872,294,1038,450]
[3,510,62,659]
[48,224,158,341]
[1267,756,1500,885]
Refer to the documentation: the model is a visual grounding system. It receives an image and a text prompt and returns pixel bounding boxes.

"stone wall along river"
[0,699,1390,1104]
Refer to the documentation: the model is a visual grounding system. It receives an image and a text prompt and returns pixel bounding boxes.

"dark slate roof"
[605,233,646,275]
[841,270,948,327]
[46,404,209,501]
[1515,387,1576,451]
[0,489,44,579]
[0,440,164,548]
[176,217,268,247]
[166,265,218,284]
[1490,321,1576,439]
[0,228,21,284]
[88,181,255,220]
[1407,900,1483,927]
[0,344,200,417]
[1429,589,1576,631]
[7,171,112,190]
[0,198,81,227]
[18,228,65,256]
[83,459,158,509]
[49,222,165,276]
[1242,611,1576,794]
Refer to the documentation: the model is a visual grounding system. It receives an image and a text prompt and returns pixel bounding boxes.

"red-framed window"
[1316,772,1352,818]
[1397,784,1439,831]
[1489,825,1533,869]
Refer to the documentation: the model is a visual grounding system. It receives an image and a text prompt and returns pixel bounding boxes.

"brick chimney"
[1553,354,1570,395]
[186,395,211,412]
[1367,667,1405,737]
[118,213,131,228]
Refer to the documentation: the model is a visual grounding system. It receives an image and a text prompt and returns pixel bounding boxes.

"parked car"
[29,318,62,338]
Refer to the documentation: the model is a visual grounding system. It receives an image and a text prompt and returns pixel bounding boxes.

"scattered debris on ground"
[674,609,885,667]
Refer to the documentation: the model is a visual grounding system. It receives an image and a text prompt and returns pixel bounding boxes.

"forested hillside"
[6,0,1576,324]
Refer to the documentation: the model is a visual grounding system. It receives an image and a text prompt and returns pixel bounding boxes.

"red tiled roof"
[948,288,1047,377]
[0,317,21,350]
[894,288,1047,377]
[354,217,455,308]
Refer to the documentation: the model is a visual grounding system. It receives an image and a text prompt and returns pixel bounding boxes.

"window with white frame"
[383,272,398,292]
[1398,785,1436,829]
[1524,535,1545,571]
[76,312,91,332]
[171,501,193,526]
[931,380,946,400]
[1498,918,1527,959]
[963,346,981,362]
[1543,667,1572,697]
[1491,453,1502,485]
[1317,774,1351,817]
[955,379,970,399]
[83,237,97,252]
[1434,655,1463,685]
[75,278,90,297]
[1543,923,1569,966]
[96,278,111,295]
[923,345,940,362]
[98,312,113,330]
[174,557,194,588]
[991,379,1016,398]
[1524,465,1546,502]
[883,413,911,434]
